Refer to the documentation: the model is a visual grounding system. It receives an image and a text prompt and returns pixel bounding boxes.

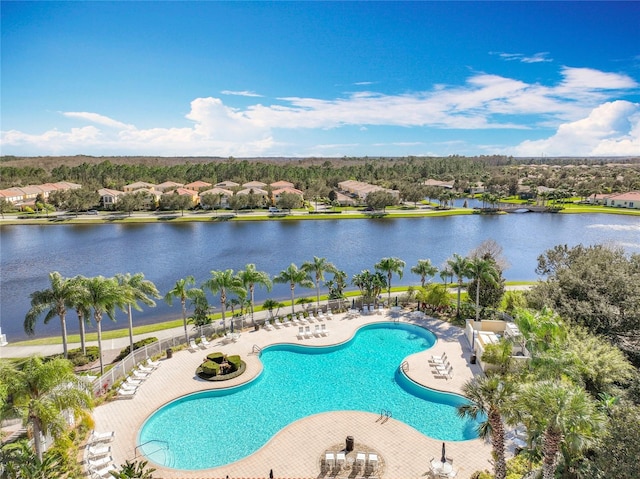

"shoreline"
[1,204,638,226]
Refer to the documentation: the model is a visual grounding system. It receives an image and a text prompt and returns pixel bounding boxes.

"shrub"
[116,337,158,361]
[226,355,241,371]
[206,352,225,363]
[54,346,100,366]
[200,360,220,376]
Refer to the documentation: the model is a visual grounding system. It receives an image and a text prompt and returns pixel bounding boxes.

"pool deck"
[92,310,493,479]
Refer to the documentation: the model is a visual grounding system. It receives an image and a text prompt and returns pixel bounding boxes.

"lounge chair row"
[429,352,453,379]
[116,358,160,398]
[189,335,212,351]
[85,432,116,478]
[296,324,329,339]
[324,450,378,473]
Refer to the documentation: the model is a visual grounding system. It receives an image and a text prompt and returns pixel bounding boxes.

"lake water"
[1,213,639,341]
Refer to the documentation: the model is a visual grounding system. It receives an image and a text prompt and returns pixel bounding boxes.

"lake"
[1,213,639,341]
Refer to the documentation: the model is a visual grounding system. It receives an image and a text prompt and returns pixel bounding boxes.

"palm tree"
[5,356,93,461]
[457,376,516,479]
[237,264,272,326]
[447,254,472,317]
[164,276,201,345]
[302,256,337,308]
[203,269,246,333]
[516,381,605,479]
[82,276,126,375]
[67,275,91,355]
[24,272,80,358]
[116,273,161,356]
[262,298,283,320]
[273,263,314,315]
[468,256,499,321]
[375,257,406,304]
[411,259,438,288]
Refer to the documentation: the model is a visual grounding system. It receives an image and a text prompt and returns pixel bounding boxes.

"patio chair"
[314,324,322,336]
[264,320,274,331]
[320,323,329,336]
[324,451,335,470]
[87,455,112,468]
[336,451,346,470]
[367,453,379,472]
[125,376,143,387]
[200,335,211,348]
[137,363,154,373]
[89,463,117,479]
[272,319,282,329]
[117,386,137,398]
[146,357,161,368]
[297,326,305,340]
[188,339,198,351]
[87,444,111,458]
[132,369,150,380]
[356,451,366,470]
[304,325,312,339]
[89,430,114,444]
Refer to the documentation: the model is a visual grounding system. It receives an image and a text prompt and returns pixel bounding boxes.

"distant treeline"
[1,155,639,191]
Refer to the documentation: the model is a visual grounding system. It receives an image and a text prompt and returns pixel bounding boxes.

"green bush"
[206,352,225,363]
[53,346,100,366]
[227,355,241,371]
[201,360,220,376]
[115,337,158,361]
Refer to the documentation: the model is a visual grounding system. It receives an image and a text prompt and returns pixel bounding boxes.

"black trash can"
[346,436,354,452]
[166,348,173,359]
[470,354,476,364]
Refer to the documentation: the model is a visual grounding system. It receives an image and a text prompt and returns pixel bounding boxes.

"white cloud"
[220,90,263,97]
[62,112,134,129]
[512,100,640,156]
[1,66,638,156]
[493,51,552,63]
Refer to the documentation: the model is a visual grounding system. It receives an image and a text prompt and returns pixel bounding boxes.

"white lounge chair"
[125,376,143,387]
[297,326,305,340]
[189,339,198,351]
[431,352,447,362]
[273,319,282,329]
[90,430,114,443]
[306,314,315,323]
[87,455,112,468]
[87,444,111,458]
[326,309,334,319]
[200,335,211,348]
[146,357,161,368]
[89,463,117,479]
[324,451,335,470]
[304,325,312,339]
[314,324,321,336]
[264,320,274,331]
[120,381,138,391]
[336,451,346,469]
[356,451,366,470]
[117,386,137,398]
[320,323,329,336]
[137,363,154,373]
[367,453,379,472]
[281,317,291,327]
[132,370,150,380]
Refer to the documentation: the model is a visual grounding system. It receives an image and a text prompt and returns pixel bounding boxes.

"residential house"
[123,181,155,193]
[168,188,200,206]
[215,181,240,189]
[272,186,304,203]
[98,188,125,208]
[337,180,400,201]
[333,191,356,206]
[422,179,454,189]
[155,181,184,193]
[605,191,640,209]
[184,180,212,191]
[199,187,234,207]
[242,180,268,189]
[0,189,23,204]
[270,180,295,189]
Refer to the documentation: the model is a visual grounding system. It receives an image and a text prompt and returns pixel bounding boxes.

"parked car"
[86,210,99,215]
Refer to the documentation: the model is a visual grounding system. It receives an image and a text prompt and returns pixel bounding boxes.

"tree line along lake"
[1,213,639,341]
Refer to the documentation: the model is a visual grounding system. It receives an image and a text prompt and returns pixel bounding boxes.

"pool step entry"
[377,409,392,424]
[400,360,409,372]
[251,344,262,355]
[135,439,174,467]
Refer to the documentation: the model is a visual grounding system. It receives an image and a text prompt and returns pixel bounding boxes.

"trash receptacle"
[346,436,354,452]
[470,354,476,364]
[166,348,173,359]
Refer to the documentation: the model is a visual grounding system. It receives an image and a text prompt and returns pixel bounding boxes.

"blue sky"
[1,1,639,158]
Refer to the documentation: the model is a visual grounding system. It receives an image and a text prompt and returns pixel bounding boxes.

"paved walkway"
[87,309,492,479]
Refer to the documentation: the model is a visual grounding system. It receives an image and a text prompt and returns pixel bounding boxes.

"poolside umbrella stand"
[441,442,447,464]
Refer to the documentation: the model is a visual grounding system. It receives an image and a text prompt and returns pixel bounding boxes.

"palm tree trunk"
[316,279,321,308]
[181,299,188,345]
[60,313,69,359]
[32,415,44,462]
[475,282,481,321]
[97,317,104,376]
[489,411,507,479]
[456,278,462,317]
[290,285,295,315]
[221,299,227,332]
[250,286,255,326]
[78,310,86,355]
[128,304,134,355]
[542,429,561,479]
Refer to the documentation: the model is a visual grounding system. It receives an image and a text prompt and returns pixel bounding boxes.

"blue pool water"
[138,322,479,470]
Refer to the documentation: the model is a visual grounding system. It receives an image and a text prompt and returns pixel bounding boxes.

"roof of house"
[607,191,640,201]
[270,180,294,188]
[184,181,212,189]
[156,181,184,188]
[98,188,125,197]
[200,187,233,196]
[242,181,268,188]
[215,181,240,188]
[272,187,304,196]
[125,181,156,189]
[171,188,199,196]
[236,187,268,195]
[422,179,454,188]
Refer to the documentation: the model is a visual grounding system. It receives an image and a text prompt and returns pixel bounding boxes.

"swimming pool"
[138,322,479,470]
